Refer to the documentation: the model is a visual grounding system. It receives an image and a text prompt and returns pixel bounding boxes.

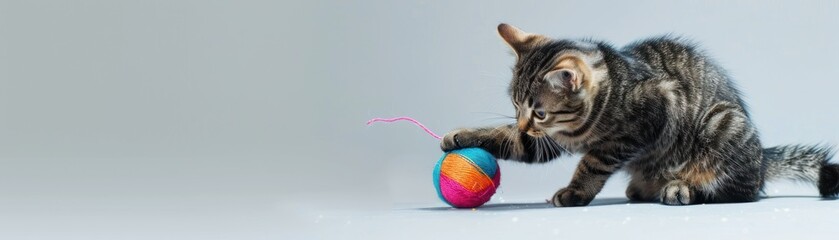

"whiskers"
[493,126,567,163]
[474,112,516,123]
[495,125,516,160]
[479,112,568,162]
[534,135,565,163]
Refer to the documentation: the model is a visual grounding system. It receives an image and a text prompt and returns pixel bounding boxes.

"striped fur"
[440,23,838,206]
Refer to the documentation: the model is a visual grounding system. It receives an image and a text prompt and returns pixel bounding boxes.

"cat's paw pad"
[551,187,593,207]
[660,180,694,205]
[440,128,483,151]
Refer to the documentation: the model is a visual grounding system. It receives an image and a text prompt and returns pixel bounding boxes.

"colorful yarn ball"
[432,148,500,208]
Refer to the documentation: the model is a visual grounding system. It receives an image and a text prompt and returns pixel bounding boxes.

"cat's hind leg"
[625,176,663,202]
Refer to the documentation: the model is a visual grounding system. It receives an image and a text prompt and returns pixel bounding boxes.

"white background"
[1,0,838,239]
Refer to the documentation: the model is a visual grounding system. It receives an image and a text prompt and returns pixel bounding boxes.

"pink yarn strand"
[366,117,443,140]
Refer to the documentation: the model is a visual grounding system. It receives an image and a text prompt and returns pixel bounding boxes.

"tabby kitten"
[441,23,838,206]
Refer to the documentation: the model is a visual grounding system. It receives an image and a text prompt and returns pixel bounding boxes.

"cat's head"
[499,23,609,139]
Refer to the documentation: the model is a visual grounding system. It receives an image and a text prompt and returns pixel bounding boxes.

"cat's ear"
[544,55,597,93]
[544,69,582,92]
[497,23,546,56]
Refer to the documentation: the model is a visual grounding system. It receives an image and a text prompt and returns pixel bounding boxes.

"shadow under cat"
[413,195,834,211]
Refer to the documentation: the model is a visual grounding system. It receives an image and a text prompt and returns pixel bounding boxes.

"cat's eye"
[534,109,546,119]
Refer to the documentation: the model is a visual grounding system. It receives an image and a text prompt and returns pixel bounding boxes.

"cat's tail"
[762,144,837,197]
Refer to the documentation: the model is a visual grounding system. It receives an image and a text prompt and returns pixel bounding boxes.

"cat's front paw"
[660,180,695,205]
[551,187,593,207]
[440,128,484,152]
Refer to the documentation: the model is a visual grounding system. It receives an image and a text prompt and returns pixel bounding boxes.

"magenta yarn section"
[438,168,501,208]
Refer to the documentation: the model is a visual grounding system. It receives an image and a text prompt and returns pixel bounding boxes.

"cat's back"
[621,36,744,109]
[621,36,711,78]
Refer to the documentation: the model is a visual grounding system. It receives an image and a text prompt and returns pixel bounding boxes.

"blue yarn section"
[450,148,497,177]
[432,153,451,206]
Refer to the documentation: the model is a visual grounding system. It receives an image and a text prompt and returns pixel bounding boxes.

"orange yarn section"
[439,154,494,192]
